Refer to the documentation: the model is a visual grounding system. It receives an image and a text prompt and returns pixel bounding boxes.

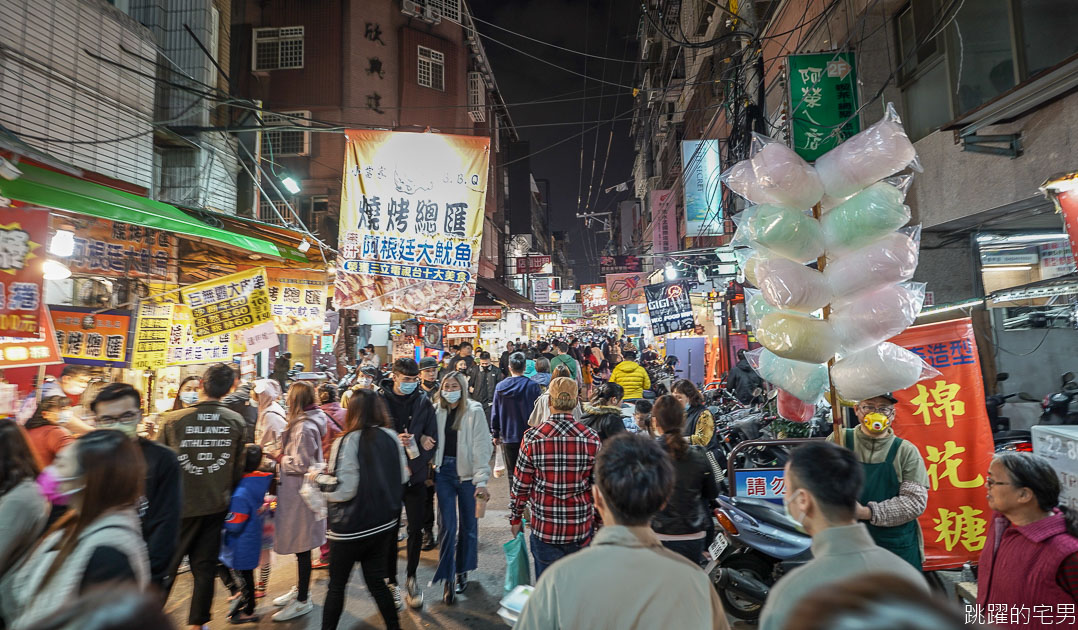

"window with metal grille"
[418,46,445,90]
[467,71,486,122]
[259,199,292,225]
[261,111,310,156]
[429,0,461,22]
[253,26,304,71]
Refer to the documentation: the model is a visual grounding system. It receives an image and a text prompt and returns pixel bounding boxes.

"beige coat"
[515,525,730,630]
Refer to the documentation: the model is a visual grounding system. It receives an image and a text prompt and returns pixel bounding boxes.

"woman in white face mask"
[431,371,492,604]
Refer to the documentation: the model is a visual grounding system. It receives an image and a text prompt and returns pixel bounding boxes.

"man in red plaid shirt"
[510,377,601,578]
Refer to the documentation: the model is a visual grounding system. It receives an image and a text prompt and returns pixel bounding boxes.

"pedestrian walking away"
[490,352,542,482]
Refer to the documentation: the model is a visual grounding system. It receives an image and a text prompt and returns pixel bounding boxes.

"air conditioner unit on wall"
[401,1,441,24]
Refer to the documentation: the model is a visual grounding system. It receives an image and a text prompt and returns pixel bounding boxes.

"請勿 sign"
[0,207,47,338]
[336,129,490,322]
[644,281,695,336]
[605,272,647,306]
[733,468,786,504]
[131,302,174,370]
[681,140,723,237]
[180,267,271,340]
[892,319,995,571]
[50,307,131,367]
[787,51,861,161]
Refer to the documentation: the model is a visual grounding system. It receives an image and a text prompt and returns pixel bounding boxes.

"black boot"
[421,529,437,551]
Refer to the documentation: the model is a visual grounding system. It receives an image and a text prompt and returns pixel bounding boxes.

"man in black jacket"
[499,341,515,377]
[91,382,181,593]
[378,358,438,609]
[159,363,247,628]
[473,351,502,423]
[726,349,764,405]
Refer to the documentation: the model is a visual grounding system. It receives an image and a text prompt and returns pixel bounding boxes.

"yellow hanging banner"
[180,267,271,340]
[131,302,174,370]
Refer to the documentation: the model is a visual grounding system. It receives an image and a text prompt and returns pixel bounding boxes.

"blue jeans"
[432,457,478,583]
[530,533,584,580]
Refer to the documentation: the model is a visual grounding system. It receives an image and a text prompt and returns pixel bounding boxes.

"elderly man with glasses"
[829,393,929,570]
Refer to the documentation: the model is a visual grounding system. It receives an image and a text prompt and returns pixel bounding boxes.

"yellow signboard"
[131,302,173,370]
[335,129,490,321]
[267,268,327,335]
[180,268,271,340]
[166,304,243,366]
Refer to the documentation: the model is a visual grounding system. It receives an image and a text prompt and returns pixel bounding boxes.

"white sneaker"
[272,598,313,621]
[387,582,403,610]
[272,586,297,607]
[405,576,423,609]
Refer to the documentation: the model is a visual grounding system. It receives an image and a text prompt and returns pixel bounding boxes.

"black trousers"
[386,482,426,583]
[164,512,227,626]
[503,442,521,483]
[424,482,436,534]
[217,566,255,615]
[323,532,400,630]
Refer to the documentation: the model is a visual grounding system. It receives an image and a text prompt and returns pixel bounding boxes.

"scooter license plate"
[709,532,729,559]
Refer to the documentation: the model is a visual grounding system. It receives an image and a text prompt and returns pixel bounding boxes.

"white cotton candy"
[825,231,919,298]
[723,141,824,209]
[814,104,918,200]
[756,311,839,364]
[831,342,940,402]
[757,257,832,312]
[830,283,926,353]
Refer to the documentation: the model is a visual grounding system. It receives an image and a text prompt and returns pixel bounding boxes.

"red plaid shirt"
[509,413,601,545]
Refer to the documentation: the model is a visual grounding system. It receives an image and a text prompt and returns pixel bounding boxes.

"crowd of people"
[0,337,1075,630]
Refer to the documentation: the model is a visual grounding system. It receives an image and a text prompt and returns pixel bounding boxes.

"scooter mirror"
[1018,392,1039,402]
[996,372,1010,382]
[1064,371,1076,385]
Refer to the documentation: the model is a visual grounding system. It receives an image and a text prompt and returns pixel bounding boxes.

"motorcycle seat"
[993,430,1031,440]
[730,495,801,531]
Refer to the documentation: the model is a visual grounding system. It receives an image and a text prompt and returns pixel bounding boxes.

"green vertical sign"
[787,52,860,161]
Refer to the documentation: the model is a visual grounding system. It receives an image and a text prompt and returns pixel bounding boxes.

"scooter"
[709,494,813,622]
[1035,371,1078,425]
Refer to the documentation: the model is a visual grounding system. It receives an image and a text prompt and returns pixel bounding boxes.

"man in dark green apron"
[832,393,929,570]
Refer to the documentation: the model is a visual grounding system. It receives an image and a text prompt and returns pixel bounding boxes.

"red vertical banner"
[891,319,994,570]
[1055,189,1078,262]
[0,207,48,338]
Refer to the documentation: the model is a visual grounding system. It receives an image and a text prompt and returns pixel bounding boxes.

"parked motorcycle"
[709,495,813,621]
[337,364,358,390]
[1034,371,1078,425]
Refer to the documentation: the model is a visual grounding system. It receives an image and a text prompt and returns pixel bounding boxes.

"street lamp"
[664,262,678,281]
[281,176,301,195]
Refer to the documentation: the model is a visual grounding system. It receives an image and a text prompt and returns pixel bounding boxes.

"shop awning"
[476,277,536,315]
[0,163,287,259]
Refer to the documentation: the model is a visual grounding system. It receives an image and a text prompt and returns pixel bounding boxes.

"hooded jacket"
[530,372,552,388]
[726,358,763,404]
[473,364,502,407]
[320,401,346,457]
[254,379,287,455]
[220,471,274,570]
[378,379,438,486]
[490,375,542,444]
[610,360,651,400]
[580,404,628,442]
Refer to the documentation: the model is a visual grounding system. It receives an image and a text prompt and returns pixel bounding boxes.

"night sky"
[468,0,640,286]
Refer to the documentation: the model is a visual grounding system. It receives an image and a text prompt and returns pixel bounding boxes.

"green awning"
[0,162,286,259]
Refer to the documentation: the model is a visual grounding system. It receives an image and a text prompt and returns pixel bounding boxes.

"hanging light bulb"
[49,229,75,257]
[664,262,678,281]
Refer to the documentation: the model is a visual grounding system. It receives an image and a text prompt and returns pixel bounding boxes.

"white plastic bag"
[747,348,829,403]
[743,204,825,263]
[745,288,777,327]
[814,103,919,200]
[757,257,832,312]
[821,181,912,252]
[830,282,926,353]
[723,136,824,209]
[831,342,940,402]
[756,311,839,364]
[826,228,920,298]
[300,463,328,520]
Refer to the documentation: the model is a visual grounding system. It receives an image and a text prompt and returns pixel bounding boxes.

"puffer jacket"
[651,444,719,535]
[580,404,628,442]
[433,399,493,486]
[609,361,651,400]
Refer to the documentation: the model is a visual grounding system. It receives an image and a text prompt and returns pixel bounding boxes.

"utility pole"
[252,99,263,219]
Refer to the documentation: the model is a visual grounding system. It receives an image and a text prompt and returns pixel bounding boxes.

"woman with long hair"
[649,395,719,565]
[0,419,49,581]
[23,395,75,467]
[321,389,408,630]
[172,375,201,411]
[270,381,328,621]
[4,431,149,628]
[431,371,492,604]
[671,379,717,454]
[581,382,628,442]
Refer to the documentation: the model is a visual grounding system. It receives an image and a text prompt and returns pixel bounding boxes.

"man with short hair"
[548,341,579,380]
[537,341,555,361]
[159,363,247,629]
[758,442,928,630]
[378,358,438,609]
[473,351,502,423]
[831,393,929,570]
[419,356,440,399]
[510,377,600,578]
[632,399,653,434]
[92,382,181,591]
[499,341,515,377]
[726,349,763,405]
[515,433,729,629]
[271,351,291,392]
[491,352,543,482]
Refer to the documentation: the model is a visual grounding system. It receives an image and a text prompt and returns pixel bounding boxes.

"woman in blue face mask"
[672,380,718,457]
[172,375,201,411]
[430,371,492,605]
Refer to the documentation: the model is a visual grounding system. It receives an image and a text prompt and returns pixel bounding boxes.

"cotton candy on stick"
[778,389,816,422]
[724,141,825,209]
[821,182,911,253]
[825,230,919,298]
[748,348,830,403]
[756,311,839,364]
[744,204,826,262]
[757,257,832,312]
[814,104,918,200]
[831,342,940,402]
[830,282,926,353]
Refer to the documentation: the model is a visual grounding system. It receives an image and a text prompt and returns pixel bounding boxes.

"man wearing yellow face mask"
[829,393,929,570]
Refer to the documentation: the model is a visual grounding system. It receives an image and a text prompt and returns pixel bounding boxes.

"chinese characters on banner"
[787,52,861,161]
[598,255,642,275]
[131,302,174,370]
[650,189,677,254]
[1038,239,1076,279]
[166,304,241,365]
[66,217,177,280]
[0,306,62,368]
[515,255,551,275]
[472,306,502,320]
[581,284,608,318]
[50,307,131,367]
[445,323,477,338]
[644,281,695,336]
[336,130,490,321]
[266,268,327,335]
[0,208,47,338]
[180,268,271,340]
[892,319,994,570]
[605,272,647,306]
[681,140,723,237]
[734,468,786,504]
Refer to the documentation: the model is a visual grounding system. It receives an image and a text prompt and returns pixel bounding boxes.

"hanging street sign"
[787,51,861,161]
